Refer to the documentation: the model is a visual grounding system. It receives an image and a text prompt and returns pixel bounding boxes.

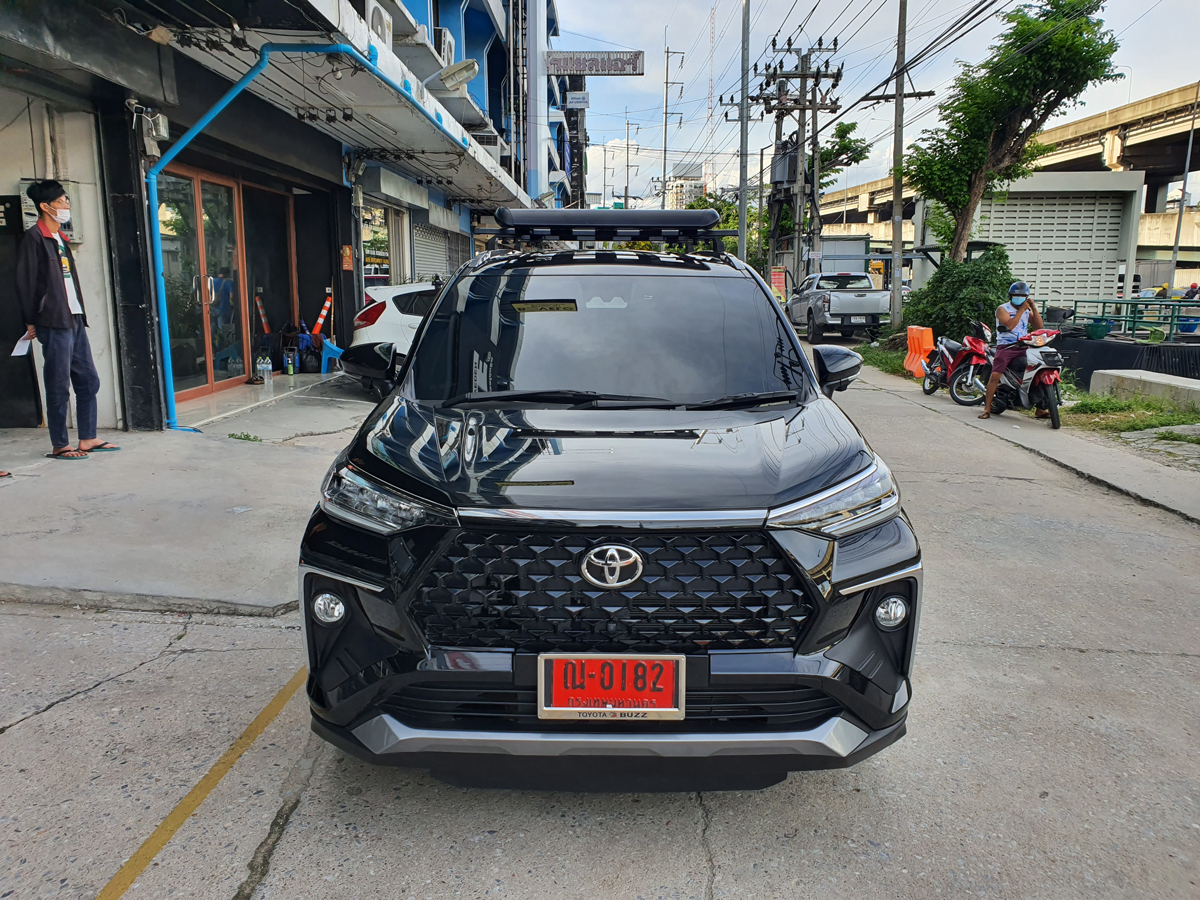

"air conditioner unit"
[473,132,508,165]
[433,27,455,67]
[366,0,393,47]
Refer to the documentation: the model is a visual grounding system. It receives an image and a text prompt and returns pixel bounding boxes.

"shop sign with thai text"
[546,51,644,76]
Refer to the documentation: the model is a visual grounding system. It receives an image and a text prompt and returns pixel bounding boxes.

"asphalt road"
[2,374,1198,899]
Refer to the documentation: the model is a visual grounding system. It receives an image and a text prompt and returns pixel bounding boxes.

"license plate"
[850,316,867,324]
[537,654,686,720]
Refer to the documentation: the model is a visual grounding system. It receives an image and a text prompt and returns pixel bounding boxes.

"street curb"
[959,420,1200,528]
[855,366,1200,529]
[0,583,297,618]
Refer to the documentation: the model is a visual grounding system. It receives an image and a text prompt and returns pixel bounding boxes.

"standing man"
[15,179,118,459]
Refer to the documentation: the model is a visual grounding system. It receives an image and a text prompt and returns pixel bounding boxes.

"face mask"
[51,208,71,224]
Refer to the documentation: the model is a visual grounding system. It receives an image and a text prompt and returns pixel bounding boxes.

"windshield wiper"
[441,389,676,408]
[683,390,800,410]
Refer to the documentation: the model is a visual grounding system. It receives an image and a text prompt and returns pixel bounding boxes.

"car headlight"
[765,456,900,538]
[320,465,457,534]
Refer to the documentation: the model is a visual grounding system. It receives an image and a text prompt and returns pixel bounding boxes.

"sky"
[553,0,1200,205]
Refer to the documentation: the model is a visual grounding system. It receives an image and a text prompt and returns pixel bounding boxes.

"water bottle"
[256,355,272,384]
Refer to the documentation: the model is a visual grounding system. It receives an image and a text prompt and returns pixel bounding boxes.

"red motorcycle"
[920,321,992,406]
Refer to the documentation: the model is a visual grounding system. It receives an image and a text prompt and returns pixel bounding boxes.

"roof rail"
[482,207,737,243]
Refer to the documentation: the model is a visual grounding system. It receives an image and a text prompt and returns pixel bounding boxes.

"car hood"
[349,398,872,513]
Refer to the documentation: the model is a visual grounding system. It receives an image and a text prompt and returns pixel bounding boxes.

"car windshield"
[816,275,875,290]
[392,290,439,317]
[409,267,811,406]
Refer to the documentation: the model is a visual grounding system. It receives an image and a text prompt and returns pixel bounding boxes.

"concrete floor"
[0,376,376,615]
[2,376,1198,899]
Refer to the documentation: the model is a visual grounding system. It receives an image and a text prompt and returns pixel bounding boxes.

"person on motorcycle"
[979,281,1045,420]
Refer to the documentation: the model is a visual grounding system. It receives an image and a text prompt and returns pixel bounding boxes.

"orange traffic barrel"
[905,326,934,378]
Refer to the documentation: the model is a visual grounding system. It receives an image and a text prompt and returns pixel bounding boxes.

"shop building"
[0,0,539,432]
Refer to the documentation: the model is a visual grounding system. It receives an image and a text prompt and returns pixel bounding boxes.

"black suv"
[299,209,921,790]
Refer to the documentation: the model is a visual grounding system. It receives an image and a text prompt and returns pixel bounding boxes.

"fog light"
[312,592,346,625]
[875,596,908,630]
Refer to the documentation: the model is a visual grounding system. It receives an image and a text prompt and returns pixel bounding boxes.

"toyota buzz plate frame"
[537,653,687,721]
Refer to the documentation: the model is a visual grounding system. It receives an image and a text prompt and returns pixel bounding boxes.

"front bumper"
[314,709,906,769]
[298,508,922,779]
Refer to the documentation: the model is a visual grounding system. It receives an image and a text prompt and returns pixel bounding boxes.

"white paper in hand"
[11,335,33,356]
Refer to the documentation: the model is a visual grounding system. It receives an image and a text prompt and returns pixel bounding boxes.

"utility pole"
[891,0,907,326]
[758,145,766,271]
[1170,79,1200,284]
[662,32,684,209]
[624,109,630,210]
[862,2,932,322]
[811,76,822,275]
[793,52,808,291]
[601,142,607,207]
[752,39,841,295]
[737,0,750,258]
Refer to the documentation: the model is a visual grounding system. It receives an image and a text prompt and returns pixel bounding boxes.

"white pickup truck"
[787,272,891,343]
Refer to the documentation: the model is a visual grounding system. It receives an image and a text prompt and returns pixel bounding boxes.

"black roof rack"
[482,207,737,243]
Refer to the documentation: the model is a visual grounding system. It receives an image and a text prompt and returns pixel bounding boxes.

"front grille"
[409,531,812,653]
[384,682,843,733]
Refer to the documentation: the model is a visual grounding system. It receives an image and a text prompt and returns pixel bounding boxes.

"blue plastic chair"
[320,338,343,373]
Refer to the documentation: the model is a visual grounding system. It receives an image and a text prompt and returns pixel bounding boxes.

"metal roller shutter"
[414,224,449,278]
[974,192,1125,301]
[447,231,471,272]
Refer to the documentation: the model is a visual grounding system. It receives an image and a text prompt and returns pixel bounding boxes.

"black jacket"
[16,223,88,330]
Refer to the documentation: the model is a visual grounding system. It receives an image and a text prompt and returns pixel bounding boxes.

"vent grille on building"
[974,193,1125,300]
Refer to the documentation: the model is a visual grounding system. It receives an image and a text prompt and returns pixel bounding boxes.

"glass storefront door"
[200,182,244,383]
[156,168,248,397]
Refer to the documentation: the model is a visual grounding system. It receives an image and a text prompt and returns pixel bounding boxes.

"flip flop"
[0,471,11,478]
[82,441,121,452]
[47,448,88,460]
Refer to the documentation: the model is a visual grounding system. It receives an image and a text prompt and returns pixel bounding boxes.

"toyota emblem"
[580,544,644,589]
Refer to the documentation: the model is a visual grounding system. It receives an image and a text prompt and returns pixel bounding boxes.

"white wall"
[0,87,122,431]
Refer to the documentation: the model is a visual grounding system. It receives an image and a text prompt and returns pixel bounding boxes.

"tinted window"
[392,290,439,317]
[816,275,875,290]
[410,268,810,405]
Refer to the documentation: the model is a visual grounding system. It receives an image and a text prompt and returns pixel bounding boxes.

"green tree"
[904,0,1119,262]
[904,245,1014,339]
[815,122,870,192]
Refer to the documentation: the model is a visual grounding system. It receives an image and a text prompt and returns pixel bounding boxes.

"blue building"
[0,0,562,430]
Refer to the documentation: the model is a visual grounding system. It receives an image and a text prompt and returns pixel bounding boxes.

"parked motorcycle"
[920,320,992,406]
[983,329,1065,428]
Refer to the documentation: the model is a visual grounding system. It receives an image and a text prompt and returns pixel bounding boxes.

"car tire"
[806,312,823,344]
[841,330,855,340]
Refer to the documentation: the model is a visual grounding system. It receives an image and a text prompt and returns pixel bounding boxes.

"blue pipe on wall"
[147,41,469,428]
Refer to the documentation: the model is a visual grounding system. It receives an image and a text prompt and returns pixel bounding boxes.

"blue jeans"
[37,315,99,449]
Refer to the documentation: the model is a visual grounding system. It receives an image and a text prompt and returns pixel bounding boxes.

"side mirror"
[812,345,863,398]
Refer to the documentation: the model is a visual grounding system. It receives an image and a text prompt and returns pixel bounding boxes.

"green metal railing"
[1039,299,1200,343]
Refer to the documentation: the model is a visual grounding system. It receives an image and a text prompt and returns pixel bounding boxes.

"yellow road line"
[95,665,308,900]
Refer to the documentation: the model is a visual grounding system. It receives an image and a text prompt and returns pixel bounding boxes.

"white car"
[340,283,441,396]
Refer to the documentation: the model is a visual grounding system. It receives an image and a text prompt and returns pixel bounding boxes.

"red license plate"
[538,654,686,720]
